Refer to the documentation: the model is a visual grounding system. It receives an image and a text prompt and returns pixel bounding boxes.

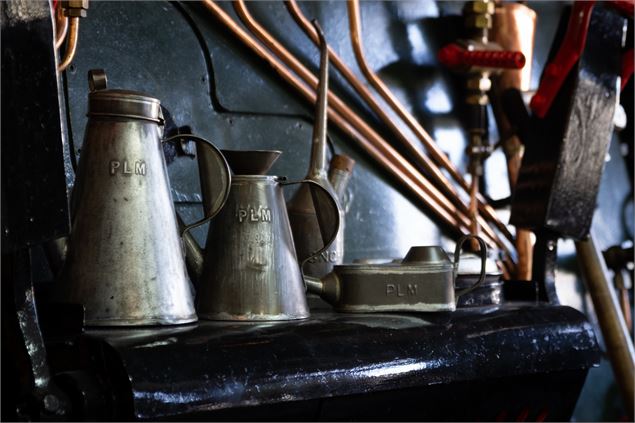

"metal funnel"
[402,246,451,264]
[221,149,282,175]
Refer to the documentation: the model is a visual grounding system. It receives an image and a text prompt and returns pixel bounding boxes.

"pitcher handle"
[453,235,488,301]
[280,179,341,270]
[162,134,231,236]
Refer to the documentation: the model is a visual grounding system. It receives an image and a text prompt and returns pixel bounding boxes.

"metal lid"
[86,69,163,123]
[402,246,451,264]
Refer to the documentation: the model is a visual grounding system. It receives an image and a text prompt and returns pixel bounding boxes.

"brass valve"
[62,0,89,18]
[463,0,494,31]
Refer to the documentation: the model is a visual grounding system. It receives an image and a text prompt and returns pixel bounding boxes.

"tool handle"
[453,235,488,300]
[162,134,231,236]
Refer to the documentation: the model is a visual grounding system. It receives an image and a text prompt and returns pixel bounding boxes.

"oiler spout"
[307,19,329,179]
[177,213,204,286]
[304,272,340,305]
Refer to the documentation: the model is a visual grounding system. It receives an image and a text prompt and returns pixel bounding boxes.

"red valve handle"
[438,43,526,70]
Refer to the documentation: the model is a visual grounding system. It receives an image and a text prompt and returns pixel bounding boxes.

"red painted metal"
[530,1,596,118]
[606,0,635,17]
[621,49,634,91]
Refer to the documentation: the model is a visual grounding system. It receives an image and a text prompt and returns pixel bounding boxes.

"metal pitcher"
[194,150,341,321]
[56,69,231,326]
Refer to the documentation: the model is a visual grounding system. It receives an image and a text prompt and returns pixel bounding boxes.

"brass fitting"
[466,74,492,91]
[466,93,489,105]
[466,14,492,29]
[62,0,89,18]
[465,0,495,15]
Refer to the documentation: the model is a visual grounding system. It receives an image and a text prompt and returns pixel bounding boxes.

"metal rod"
[575,236,634,420]
[346,0,514,245]
[202,0,475,241]
[57,16,79,72]
[231,0,512,257]
[285,0,511,253]
[307,19,329,179]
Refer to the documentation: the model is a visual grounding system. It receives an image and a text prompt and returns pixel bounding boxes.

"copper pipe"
[619,288,632,332]
[284,0,510,253]
[231,0,513,258]
[201,0,488,245]
[55,6,68,50]
[346,0,514,246]
[233,0,515,260]
[490,2,537,280]
[58,16,79,72]
[514,229,534,280]
[285,2,461,206]
[469,176,479,236]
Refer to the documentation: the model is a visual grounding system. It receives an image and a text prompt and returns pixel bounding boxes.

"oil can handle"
[453,235,488,300]
[280,179,341,272]
[162,134,231,236]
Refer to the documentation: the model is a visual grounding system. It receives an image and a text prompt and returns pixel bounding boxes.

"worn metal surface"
[307,262,456,313]
[57,79,199,326]
[1,0,71,252]
[81,304,599,420]
[306,236,486,312]
[197,175,339,321]
[511,5,627,240]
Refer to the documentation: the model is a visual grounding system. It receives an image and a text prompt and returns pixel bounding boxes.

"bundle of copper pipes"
[201,0,528,277]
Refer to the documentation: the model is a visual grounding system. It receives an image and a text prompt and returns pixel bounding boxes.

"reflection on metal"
[575,236,634,419]
[305,235,487,313]
[287,21,346,278]
[83,303,599,420]
[196,164,340,320]
[57,70,230,326]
